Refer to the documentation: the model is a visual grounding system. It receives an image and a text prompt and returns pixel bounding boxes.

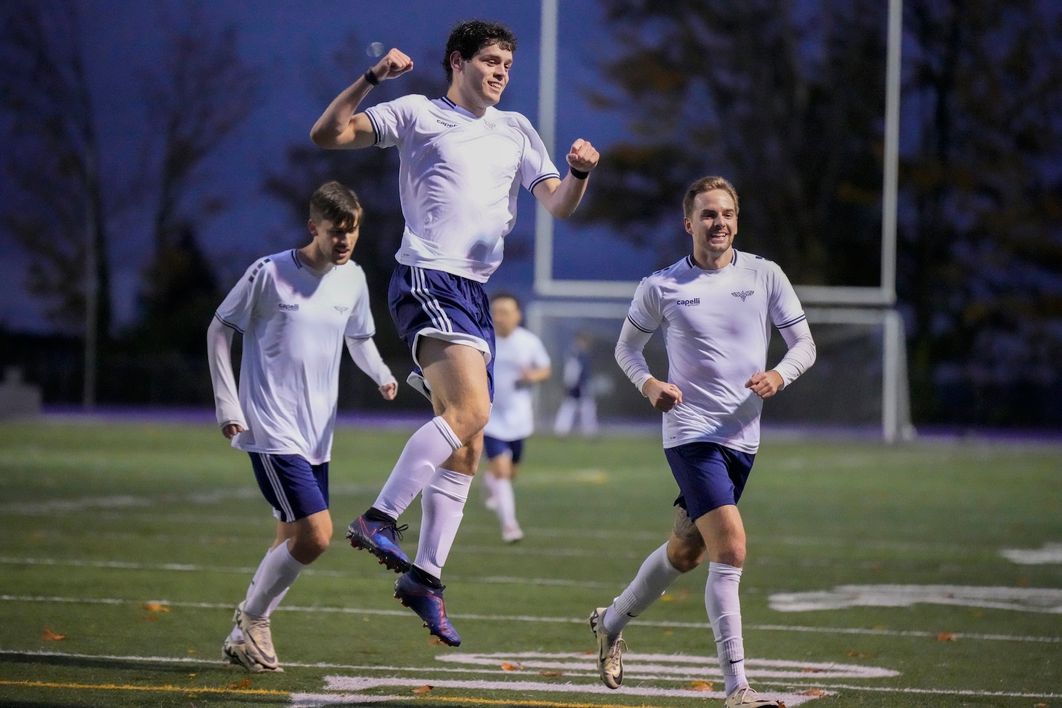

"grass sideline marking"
[5,649,1060,701]
[2,594,1059,644]
[0,678,287,698]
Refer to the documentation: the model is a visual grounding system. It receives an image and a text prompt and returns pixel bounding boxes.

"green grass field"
[0,418,1059,707]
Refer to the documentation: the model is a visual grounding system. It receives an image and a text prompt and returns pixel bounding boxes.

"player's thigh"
[693,504,747,567]
[667,504,707,572]
[420,338,491,428]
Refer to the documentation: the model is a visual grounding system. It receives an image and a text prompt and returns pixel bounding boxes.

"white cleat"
[222,636,283,673]
[232,602,280,670]
[501,523,524,543]
[724,686,784,707]
[588,607,626,689]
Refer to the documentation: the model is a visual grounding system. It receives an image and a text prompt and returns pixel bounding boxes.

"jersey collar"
[686,249,738,271]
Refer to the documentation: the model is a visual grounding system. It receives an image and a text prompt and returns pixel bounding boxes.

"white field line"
[3,648,1060,701]
[1,594,1058,644]
[0,556,618,589]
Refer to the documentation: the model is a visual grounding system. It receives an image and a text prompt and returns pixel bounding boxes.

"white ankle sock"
[493,477,517,529]
[706,561,746,695]
[603,543,682,637]
[413,467,472,578]
[242,541,305,618]
[373,416,462,518]
[482,472,500,500]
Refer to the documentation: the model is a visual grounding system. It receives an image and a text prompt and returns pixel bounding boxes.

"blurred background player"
[207,181,397,672]
[552,331,598,437]
[587,176,816,707]
[310,19,599,646]
[479,292,551,542]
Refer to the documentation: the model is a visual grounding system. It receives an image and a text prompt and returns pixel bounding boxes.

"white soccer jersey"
[214,250,377,464]
[627,251,807,454]
[365,95,559,282]
[484,326,551,442]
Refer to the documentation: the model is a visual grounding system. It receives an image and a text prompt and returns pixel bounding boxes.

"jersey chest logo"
[731,289,755,302]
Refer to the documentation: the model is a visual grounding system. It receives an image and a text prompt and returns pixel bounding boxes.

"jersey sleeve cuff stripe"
[528,172,560,193]
[346,332,375,340]
[627,315,654,333]
[776,314,807,329]
[365,110,382,146]
[214,312,244,334]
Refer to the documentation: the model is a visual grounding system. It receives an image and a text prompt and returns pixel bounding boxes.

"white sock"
[373,416,462,518]
[603,543,682,638]
[482,471,500,501]
[494,477,518,530]
[413,467,472,578]
[706,561,746,696]
[242,542,305,618]
[229,550,294,643]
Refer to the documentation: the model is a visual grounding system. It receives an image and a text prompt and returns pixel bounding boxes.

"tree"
[0,0,111,404]
[582,0,888,286]
[898,0,1062,424]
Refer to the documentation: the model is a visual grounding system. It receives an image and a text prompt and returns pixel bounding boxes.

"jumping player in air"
[310,19,599,646]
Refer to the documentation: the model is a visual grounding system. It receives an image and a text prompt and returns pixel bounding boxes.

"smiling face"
[685,189,738,268]
[449,41,511,114]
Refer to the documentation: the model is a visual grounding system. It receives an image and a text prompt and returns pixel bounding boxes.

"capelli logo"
[731,290,755,302]
[676,298,700,306]
[278,303,299,311]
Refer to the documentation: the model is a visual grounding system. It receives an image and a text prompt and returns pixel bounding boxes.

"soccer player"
[552,331,598,437]
[309,20,598,646]
[207,181,398,672]
[588,176,816,707]
[479,292,551,543]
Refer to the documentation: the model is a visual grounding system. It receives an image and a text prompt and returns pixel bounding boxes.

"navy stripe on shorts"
[664,442,755,521]
[248,452,329,523]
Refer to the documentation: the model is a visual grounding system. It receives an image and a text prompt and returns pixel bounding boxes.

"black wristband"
[570,168,589,180]
[363,69,380,86]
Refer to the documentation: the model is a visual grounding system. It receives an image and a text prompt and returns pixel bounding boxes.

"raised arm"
[309,48,413,149]
[532,138,600,219]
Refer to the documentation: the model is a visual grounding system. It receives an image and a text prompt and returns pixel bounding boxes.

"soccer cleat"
[231,602,279,670]
[589,607,626,689]
[393,571,462,646]
[346,514,412,573]
[724,686,785,707]
[222,636,283,673]
[501,523,524,543]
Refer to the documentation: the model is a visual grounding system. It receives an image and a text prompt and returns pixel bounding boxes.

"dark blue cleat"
[394,571,462,647]
[346,515,411,573]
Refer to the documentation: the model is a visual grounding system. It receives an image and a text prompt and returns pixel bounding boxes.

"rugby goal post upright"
[532,0,913,441]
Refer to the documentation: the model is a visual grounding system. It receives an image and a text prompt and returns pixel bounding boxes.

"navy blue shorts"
[388,264,495,400]
[484,435,525,464]
[248,452,329,523]
[665,442,755,521]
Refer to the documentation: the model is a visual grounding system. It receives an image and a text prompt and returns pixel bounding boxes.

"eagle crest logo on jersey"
[333,305,350,314]
[731,290,755,302]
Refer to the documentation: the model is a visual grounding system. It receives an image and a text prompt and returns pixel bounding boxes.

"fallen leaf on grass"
[41,628,65,641]
[228,678,252,690]
[688,680,714,691]
[936,631,956,642]
[143,602,170,613]
[800,666,826,673]
[539,670,563,677]
[500,662,523,671]
[801,688,828,697]
[411,685,433,695]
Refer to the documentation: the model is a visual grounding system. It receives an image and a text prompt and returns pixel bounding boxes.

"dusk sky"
[1,0,660,332]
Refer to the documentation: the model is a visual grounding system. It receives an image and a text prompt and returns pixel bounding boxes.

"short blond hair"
[682,176,739,218]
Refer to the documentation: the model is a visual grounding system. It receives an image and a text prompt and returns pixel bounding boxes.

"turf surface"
[0,418,1058,706]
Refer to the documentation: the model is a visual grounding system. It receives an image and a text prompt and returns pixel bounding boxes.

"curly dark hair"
[442,20,517,83]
